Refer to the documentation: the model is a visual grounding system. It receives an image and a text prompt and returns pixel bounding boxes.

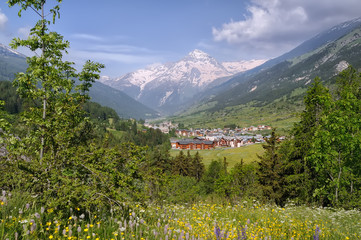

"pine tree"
[191,151,205,181]
[257,129,285,206]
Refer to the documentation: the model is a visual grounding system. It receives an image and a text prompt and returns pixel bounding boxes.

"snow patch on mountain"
[160,90,174,105]
[222,59,267,74]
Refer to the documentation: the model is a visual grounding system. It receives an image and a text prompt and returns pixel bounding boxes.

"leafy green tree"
[229,160,260,200]
[0,1,158,215]
[8,0,104,161]
[309,67,361,207]
[282,77,332,204]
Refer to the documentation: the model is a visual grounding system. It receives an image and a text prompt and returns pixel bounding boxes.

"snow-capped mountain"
[100,49,266,114]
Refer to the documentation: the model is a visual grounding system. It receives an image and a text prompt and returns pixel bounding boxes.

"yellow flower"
[49,235,53,239]
[69,216,72,220]
[84,228,88,232]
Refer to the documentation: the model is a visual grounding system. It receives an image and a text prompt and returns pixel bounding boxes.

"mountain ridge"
[100,49,266,114]
[0,44,157,120]
[168,17,361,129]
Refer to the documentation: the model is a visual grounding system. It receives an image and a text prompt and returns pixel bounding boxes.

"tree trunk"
[39,2,46,161]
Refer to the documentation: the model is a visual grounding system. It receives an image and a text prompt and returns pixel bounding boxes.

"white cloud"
[0,10,8,30]
[17,26,31,38]
[71,33,104,42]
[212,0,361,58]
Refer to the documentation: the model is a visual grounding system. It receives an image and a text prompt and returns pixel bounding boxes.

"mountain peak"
[187,49,210,59]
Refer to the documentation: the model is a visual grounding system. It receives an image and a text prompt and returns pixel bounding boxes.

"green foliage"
[9,1,104,160]
[142,145,172,201]
[257,129,286,206]
[308,67,361,207]
[281,78,332,204]
[172,150,205,181]
[83,101,119,123]
[281,66,361,208]
[0,81,22,114]
[164,175,201,203]
[200,160,223,194]
[1,140,148,214]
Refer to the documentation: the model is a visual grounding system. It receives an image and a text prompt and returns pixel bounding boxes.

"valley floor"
[170,143,264,168]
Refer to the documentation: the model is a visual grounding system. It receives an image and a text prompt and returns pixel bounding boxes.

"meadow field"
[1,191,360,239]
[170,144,264,168]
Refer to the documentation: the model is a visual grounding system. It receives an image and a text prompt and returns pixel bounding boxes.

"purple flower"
[214,225,221,240]
[313,225,320,240]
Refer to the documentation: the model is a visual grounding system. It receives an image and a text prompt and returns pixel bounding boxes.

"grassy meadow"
[1,192,360,239]
[170,144,264,168]
[169,98,304,135]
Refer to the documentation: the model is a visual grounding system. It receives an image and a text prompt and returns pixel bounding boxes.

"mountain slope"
[204,17,361,99]
[0,44,28,81]
[170,17,361,129]
[0,44,156,119]
[100,50,266,114]
[89,81,158,119]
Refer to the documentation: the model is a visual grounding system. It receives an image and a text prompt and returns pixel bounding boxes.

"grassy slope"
[169,96,304,135]
[170,143,265,169]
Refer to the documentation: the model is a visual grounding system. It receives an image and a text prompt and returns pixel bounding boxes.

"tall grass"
[1,191,360,239]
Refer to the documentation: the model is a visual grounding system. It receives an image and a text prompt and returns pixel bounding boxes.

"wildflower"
[49,235,53,239]
[214,225,221,240]
[77,226,81,233]
[30,223,36,232]
[313,225,320,240]
[35,212,40,219]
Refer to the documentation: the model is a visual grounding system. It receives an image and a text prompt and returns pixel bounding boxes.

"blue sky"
[0,0,361,77]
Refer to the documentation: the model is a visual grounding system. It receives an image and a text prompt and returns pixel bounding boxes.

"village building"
[171,138,215,150]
